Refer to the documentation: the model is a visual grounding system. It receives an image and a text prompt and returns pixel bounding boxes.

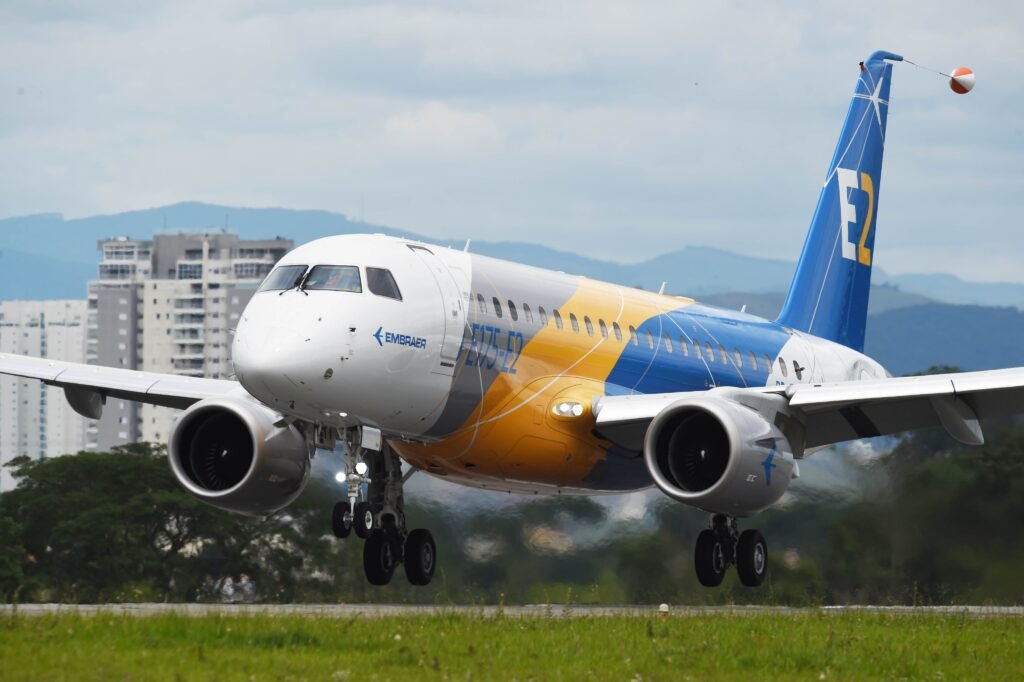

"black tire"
[736,529,768,587]
[694,529,727,587]
[331,502,352,539]
[404,529,437,586]
[353,501,374,539]
[363,531,396,585]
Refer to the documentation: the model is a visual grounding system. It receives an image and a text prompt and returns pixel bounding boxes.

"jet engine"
[642,396,796,516]
[168,397,312,516]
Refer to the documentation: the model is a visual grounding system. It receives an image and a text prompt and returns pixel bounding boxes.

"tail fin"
[776,50,902,352]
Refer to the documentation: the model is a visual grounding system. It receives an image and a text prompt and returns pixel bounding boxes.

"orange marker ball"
[950,66,975,94]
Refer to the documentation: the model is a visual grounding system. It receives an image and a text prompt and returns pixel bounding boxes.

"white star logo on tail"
[853,76,887,129]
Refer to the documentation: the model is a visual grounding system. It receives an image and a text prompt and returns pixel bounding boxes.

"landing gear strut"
[332,430,437,587]
[694,514,768,588]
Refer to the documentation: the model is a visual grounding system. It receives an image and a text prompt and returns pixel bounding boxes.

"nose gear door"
[408,245,467,376]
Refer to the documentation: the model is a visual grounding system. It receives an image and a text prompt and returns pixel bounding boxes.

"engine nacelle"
[643,396,796,516]
[168,397,312,516]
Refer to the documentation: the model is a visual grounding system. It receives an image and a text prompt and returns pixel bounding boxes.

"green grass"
[1,610,1022,680]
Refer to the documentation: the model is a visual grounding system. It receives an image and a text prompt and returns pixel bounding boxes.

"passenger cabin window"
[492,297,503,318]
[366,267,402,300]
[258,264,307,292]
[628,326,639,346]
[793,360,803,380]
[664,333,672,353]
[476,293,487,314]
[748,351,758,370]
[705,342,715,362]
[733,349,742,367]
[680,337,689,356]
[718,344,728,363]
[523,303,534,323]
[599,319,608,339]
[303,265,362,292]
[508,300,518,321]
[778,357,788,377]
[554,309,563,330]
[763,354,772,371]
[538,306,548,325]
[613,322,623,342]
[570,313,580,333]
[584,316,594,336]
[692,339,702,359]
[645,330,654,349]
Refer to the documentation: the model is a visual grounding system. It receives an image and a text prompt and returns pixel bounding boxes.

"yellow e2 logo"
[837,167,875,266]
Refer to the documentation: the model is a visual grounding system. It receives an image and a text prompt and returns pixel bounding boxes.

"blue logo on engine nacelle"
[761,447,777,487]
[374,326,427,350]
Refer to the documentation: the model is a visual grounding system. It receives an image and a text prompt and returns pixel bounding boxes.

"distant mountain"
[0,203,419,270]
[880,273,1024,310]
[864,303,1024,376]
[6,202,1024,309]
[0,249,96,300]
[701,284,935,320]
[0,203,800,299]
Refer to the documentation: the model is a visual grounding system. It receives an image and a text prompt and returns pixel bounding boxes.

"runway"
[3,603,1023,618]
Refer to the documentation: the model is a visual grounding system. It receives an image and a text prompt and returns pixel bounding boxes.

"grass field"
[1,609,1023,680]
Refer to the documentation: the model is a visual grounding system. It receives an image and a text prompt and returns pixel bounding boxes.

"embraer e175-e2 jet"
[2,51,1016,588]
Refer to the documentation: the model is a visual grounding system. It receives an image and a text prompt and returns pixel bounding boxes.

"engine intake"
[643,396,795,516]
[169,397,311,516]
[655,410,730,493]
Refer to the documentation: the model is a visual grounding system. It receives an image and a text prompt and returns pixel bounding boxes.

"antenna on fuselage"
[658,281,667,295]
[463,239,472,252]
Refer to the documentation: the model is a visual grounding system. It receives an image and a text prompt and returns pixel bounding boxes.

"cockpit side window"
[257,264,307,292]
[303,265,362,292]
[366,267,402,300]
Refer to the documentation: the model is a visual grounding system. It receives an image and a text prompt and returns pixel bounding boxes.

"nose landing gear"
[332,431,437,587]
[694,514,768,588]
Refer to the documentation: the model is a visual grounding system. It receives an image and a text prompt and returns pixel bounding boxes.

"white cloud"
[383,102,505,155]
[1,1,1023,278]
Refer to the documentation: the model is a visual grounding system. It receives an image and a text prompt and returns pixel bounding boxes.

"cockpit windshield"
[303,265,362,293]
[257,264,307,292]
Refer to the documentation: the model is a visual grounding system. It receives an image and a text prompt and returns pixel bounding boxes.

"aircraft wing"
[0,352,244,418]
[593,367,1024,454]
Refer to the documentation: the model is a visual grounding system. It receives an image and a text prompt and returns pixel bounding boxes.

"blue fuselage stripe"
[604,304,791,394]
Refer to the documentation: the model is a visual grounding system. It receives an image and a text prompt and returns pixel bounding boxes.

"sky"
[2,1,1023,280]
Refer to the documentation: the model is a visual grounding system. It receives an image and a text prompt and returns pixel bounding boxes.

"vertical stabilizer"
[776,51,902,351]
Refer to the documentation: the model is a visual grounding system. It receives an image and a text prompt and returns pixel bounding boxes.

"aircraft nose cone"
[233,324,318,407]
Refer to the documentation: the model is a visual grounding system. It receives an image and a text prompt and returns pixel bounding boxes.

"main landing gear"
[694,514,768,588]
[331,434,436,586]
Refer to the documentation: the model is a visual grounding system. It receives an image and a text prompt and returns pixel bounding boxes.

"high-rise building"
[0,300,89,492]
[87,233,292,450]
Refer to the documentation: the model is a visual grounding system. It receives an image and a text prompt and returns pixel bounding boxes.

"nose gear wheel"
[330,432,437,587]
[353,501,374,539]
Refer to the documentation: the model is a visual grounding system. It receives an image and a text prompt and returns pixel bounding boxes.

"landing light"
[552,401,585,418]
[334,472,346,483]
[355,461,369,476]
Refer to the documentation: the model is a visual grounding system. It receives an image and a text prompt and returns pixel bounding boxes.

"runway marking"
[3,604,1023,619]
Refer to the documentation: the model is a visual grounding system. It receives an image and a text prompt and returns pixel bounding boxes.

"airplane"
[2,49,1019,589]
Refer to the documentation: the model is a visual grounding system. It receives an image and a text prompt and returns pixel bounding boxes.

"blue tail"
[776,50,902,352]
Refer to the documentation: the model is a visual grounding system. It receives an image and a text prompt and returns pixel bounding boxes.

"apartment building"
[88,233,292,450]
[0,300,89,492]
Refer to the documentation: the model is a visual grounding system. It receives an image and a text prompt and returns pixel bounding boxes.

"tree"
[0,444,337,602]
[0,514,25,600]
